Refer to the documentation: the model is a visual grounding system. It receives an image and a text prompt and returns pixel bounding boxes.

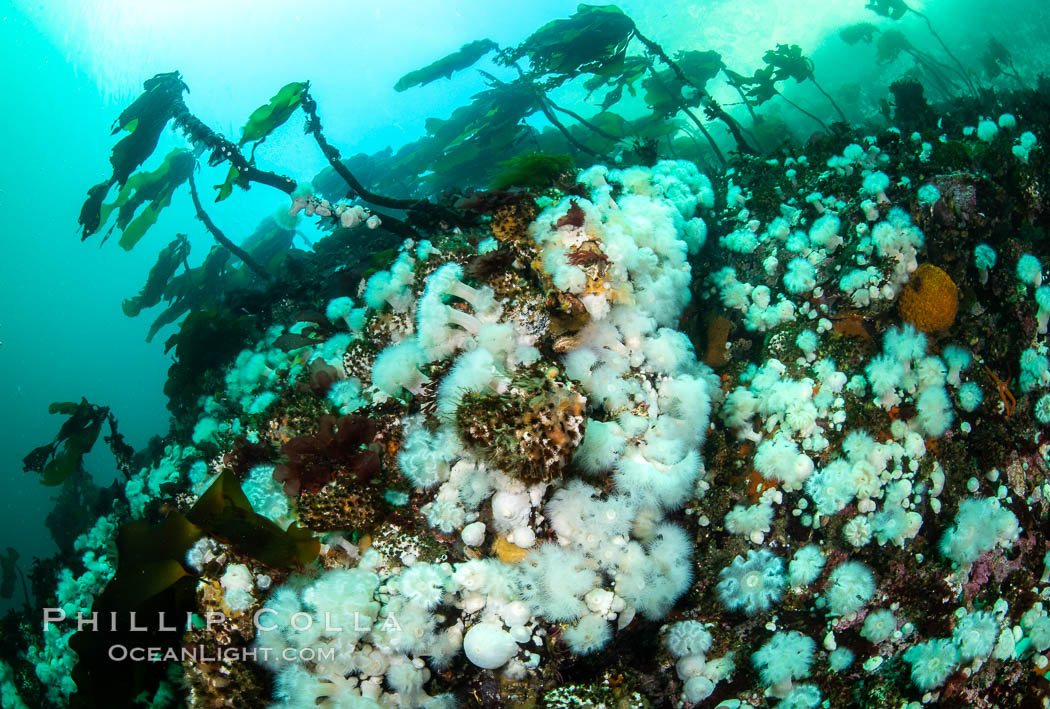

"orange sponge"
[898,264,958,332]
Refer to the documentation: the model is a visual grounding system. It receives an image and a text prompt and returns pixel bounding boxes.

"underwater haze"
[2,0,1050,706]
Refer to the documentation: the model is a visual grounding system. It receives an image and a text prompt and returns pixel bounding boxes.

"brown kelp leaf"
[502,4,635,77]
[394,39,498,92]
[274,332,322,352]
[104,513,202,609]
[188,470,320,568]
[68,511,199,709]
[123,234,191,317]
[78,71,189,240]
[22,399,109,486]
[98,148,196,251]
[239,81,308,146]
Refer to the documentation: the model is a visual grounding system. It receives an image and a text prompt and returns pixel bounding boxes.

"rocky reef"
[6,3,1050,708]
